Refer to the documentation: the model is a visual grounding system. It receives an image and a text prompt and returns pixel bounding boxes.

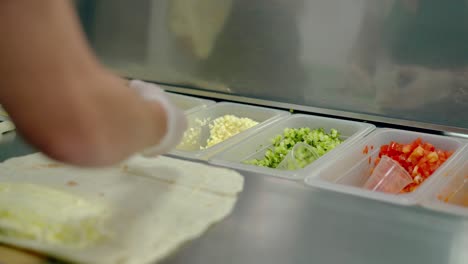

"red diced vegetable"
[402,144,412,154]
[427,152,439,163]
[423,143,435,151]
[363,145,369,154]
[376,138,453,194]
[374,157,381,166]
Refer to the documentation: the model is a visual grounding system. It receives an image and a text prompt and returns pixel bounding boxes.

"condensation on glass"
[76,0,468,131]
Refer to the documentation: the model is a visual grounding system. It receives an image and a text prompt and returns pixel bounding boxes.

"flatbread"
[0,153,244,264]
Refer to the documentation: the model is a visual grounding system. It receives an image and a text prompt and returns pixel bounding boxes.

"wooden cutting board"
[0,245,50,264]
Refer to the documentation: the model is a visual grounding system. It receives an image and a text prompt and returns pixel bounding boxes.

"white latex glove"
[129,80,187,156]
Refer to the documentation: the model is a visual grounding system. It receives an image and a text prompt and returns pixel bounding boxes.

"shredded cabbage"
[0,183,109,248]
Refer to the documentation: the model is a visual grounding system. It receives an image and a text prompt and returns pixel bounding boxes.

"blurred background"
[75,0,468,132]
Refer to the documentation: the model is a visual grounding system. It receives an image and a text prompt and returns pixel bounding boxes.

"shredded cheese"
[205,115,258,148]
[178,118,210,150]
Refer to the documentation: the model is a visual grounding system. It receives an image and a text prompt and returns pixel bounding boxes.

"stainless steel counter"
[1,133,467,264]
[161,173,468,264]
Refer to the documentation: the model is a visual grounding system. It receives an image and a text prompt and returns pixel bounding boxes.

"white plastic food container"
[422,150,468,217]
[169,102,289,160]
[209,114,375,180]
[166,92,215,114]
[304,128,467,206]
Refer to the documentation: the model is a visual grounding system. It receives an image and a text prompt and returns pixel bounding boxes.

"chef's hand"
[0,0,186,166]
[129,80,187,157]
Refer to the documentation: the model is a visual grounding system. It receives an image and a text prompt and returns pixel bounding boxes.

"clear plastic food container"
[304,128,466,205]
[422,150,468,217]
[363,155,413,194]
[166,92,215,114]
[209,114,375,180]
[169,102,289,160]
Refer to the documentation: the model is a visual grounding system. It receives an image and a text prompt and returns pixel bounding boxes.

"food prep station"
[1,90,468,264]
[3,1,468,263]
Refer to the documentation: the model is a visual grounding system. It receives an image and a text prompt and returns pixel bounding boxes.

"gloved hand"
[0,1,187,167]
[129,80,187,157]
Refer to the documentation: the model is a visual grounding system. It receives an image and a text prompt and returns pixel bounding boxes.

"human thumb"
[129,80,187,156]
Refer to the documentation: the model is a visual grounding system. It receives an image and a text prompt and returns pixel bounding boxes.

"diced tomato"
[408,138,420,151]
[398,154,407,164]
[402,144,412,154]
[419,163,428,171]
[417,157,428,166]
[439,151,447,162]
[423,149,430,156]
[374,157,381,166]
[414,138,422,146]
[368,156,371,164]
[379,145,388,157]
[402,183,418,193]
[423,143,435,151]
[429,163,439,172]
[427,152,439,163]
[388,142,403,155]
[363,145,369,154]
[410,146,424,158]
[396,143,403,152]
[375,137,453,194]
